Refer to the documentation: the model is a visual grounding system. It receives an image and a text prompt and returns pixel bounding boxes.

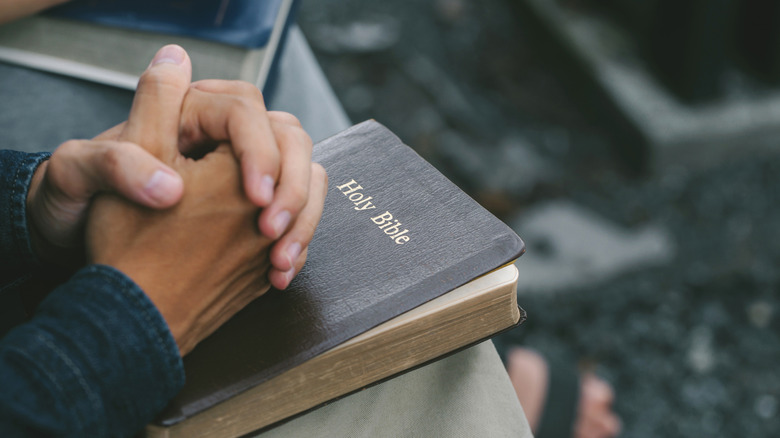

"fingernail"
[272,210,291,237]
[258,175,275,205]
[282,268,295,288]
[285,242,301,268]
[145,169,182,204]
[150,45,186,67]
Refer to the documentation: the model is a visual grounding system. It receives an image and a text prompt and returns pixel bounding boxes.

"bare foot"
[506,348,621,438]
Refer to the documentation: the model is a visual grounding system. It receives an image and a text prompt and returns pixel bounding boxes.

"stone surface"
[510,201,674,293]
[516,0,780,170]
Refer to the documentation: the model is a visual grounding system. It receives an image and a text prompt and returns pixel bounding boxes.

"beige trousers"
[257,341,533,438]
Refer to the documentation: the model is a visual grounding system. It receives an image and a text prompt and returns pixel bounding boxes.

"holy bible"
[144,121,526,438]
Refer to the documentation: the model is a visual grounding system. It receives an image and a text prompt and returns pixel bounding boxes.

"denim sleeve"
[0,150,50,278]
[0,264,185,437]
[0,150,51,337]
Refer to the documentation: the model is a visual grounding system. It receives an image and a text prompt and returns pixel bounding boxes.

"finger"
[582,374,615,405]
[257,115,313,239]
[600,412,622,437]
[92,121,127,141]
[190,79,262,96]
[576,412,621,438]
[268,163,327,285]
[122,44,192,161]
[182,82,280,206]
[267,111,305,127]
[269,247,308,290]
[47,139,184,209]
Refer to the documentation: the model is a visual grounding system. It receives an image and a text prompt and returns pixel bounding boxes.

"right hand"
[91,46,320,289]
[85,46,327,355]
[87,145,272,356]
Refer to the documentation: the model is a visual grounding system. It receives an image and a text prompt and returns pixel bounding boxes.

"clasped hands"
[25,45,327,355]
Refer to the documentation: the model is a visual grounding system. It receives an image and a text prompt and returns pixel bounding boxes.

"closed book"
[145,121,526,438]
[0,0,295,90]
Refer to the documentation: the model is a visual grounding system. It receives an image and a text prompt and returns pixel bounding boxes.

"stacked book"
[0,0,296,90]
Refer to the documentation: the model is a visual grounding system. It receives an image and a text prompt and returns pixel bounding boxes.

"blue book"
[0,0,296,91]
[47,0,286,49]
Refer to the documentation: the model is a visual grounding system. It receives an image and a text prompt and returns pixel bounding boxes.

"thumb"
[47,139,184,209]
[29,139,183,254]
[121,44,193,162]
[95,142,184,208]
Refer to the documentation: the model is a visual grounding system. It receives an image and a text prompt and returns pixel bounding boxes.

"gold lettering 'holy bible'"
[145,121,526,438]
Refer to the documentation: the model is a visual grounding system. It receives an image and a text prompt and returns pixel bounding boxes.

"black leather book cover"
[154,120,525,425]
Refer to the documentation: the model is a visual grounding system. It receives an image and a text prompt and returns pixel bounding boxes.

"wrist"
[26,161,49,260]
[26,161,83,267]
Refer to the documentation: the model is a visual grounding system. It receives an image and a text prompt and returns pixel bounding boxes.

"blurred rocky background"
[299,0,780,436]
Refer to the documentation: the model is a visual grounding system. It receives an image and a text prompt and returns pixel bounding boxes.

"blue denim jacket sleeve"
[0,150,185,437]
[0,150,51,334]
[0,150,49,279]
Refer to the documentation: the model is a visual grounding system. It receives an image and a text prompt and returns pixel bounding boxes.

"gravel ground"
[299,1,780,436]
[497,157,780,437]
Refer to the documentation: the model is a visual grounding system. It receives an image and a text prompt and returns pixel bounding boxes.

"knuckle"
[190,79,214,89]
[49,140,82,180]
[311,163,328,187]
[275,124,312,153]
[237,81,265,104]
[297,128,313,151]
[228,96,262,121]
[227,80,265,106]
[53,139,87,167]
[55,139,83,159]
[243,81,264,100]
[269,111,302,128]
[236,95,257,113]
[286,184,308,212]
[137,67,187,96]
[189,79,265,107]
[99,143,124,176]
[300,206,322,234]
[273,127,295,150]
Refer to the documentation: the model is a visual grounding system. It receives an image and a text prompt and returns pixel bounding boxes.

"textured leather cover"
[47,0,285,48]
[153,121,526,425]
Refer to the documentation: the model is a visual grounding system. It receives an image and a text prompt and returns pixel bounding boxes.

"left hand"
[26,138,185,266]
